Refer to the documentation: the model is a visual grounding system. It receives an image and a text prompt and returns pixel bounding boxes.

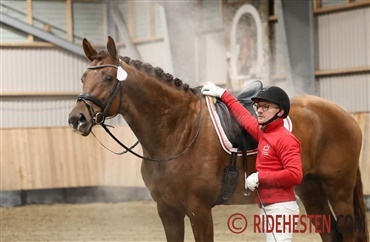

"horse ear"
[82,38,97,61]
[107,36,118,61]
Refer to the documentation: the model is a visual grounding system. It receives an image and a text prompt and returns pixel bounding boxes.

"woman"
[202,82,303,242]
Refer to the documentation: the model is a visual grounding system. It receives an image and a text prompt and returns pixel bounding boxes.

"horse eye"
[105,75,114,82]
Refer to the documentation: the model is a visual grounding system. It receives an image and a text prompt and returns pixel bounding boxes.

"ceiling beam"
[0,12,84,57]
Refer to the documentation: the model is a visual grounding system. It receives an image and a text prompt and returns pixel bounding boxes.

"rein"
[78,61,203,162]
[101,97,203,162]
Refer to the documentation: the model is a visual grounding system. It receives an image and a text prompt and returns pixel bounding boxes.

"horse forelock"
[94,50,114,63]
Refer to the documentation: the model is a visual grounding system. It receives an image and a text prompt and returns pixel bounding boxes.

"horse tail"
[353,168,369,242]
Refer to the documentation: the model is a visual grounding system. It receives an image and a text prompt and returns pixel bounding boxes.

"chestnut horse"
[69,37,368,242]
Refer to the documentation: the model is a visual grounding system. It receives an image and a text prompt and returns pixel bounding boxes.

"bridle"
[76,60,203,162]
[77,63,124,125]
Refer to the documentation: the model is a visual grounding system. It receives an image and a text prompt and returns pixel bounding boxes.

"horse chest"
[142,163,189,205]
[147,178,187,207]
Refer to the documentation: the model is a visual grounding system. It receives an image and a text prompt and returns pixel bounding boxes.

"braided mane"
[121,56,198,94]
[93,51,198,94]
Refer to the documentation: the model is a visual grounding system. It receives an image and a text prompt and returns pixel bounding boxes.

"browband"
[87,64,118,70]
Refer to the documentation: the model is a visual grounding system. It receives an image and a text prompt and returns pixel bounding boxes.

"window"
[314,0,370,13]
[0,1,29,43]
[73,2,106,44]
[0,0,107,45]
[32,0,68,41]
[118,1,163,42]
[197,0,223,31]
[321,0,347,7]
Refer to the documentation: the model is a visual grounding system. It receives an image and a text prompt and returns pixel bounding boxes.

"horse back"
[289,95,362,176]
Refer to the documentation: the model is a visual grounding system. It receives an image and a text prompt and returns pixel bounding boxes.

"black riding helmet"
[251,86,290,119]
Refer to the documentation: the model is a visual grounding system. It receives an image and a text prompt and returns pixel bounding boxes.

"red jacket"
[221,91,303,204]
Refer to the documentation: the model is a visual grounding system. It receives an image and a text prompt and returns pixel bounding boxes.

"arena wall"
[0,125,144,191]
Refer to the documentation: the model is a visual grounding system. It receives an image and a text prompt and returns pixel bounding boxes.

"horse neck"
[121,75,201,158]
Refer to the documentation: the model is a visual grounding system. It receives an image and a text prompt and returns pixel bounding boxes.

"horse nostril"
[69,113,86,129]
[78,113,86,124]
[69,116,78,129]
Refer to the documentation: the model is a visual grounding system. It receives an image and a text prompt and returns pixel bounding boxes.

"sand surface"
[1,200,369,241]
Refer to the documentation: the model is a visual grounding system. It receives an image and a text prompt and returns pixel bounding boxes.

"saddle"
[214,80,262,154]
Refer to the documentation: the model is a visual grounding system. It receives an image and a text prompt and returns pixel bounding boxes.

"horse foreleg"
[187,201,214,242]
[157,201,185,242]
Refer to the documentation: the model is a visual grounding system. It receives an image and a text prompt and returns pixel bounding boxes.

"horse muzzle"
[68,107,93,136]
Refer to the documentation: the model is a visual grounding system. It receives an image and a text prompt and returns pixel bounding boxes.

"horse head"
[68,37,126,136]
[69,36,201,158]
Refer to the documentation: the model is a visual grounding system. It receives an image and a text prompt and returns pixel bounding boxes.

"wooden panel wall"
[1,126,144,191]
[352,112,370,195]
